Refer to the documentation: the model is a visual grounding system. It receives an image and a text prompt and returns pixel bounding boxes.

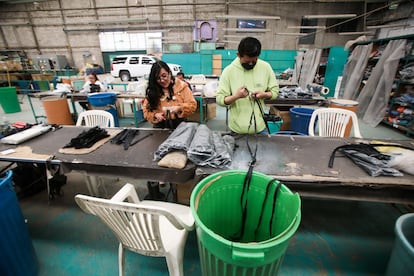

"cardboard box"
[207,103,216,119]
[187,102,216,122]
[270,106,291,131]
[187,103,207,122]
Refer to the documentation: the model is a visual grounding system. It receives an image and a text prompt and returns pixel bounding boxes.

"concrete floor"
[1,92,413,275]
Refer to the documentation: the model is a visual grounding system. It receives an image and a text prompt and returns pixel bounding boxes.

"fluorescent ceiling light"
[338,31,374,35]
[366,24,408,29]
[222,40,240,43]
[276,33,307,36]
[0,22,31,26]
[216,15,280,20]
[223,34,258,38]
[89,18,148,24]
[303,14,356,19]
[223,28,270,33]
[161,37,180,41]
[3,0,49,3]
[288,26,326,29]
[162,41,186,44]
[64,28,169,33]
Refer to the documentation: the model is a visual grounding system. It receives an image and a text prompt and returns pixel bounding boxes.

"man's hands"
[224,86,272,105]
[250,90,272,100]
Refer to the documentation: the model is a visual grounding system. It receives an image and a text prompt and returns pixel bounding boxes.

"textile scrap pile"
[329,142,414,176]
[154,122,235,169]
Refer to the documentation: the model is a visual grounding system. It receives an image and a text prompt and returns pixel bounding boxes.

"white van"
[110,55,182,82]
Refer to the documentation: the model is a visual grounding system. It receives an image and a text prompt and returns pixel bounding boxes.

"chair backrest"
[76,110,115,127]
[308,108,362,138]
[74,194,188,257]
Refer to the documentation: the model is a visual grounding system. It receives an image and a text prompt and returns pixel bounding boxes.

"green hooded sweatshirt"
[216,57,279,134]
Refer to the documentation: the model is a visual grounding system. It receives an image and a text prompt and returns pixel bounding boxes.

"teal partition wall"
[155,49,297,76]
[323,46,349,98]
[261,50,298,76]
[163,53,202,75]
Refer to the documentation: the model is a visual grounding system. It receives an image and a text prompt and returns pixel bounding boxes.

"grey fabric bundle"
[187,125,235,168]
[209,132,235,168]
[153,122,198,161]
[187,124,216,166]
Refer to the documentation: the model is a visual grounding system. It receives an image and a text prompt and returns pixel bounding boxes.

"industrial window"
[237,19,266,29]
[99,32,162,52]
[299,18,317,45]
[325,18,358,33]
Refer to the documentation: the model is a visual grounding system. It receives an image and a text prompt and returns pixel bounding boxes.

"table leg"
[27,94,46,124]
[132,99,139,128]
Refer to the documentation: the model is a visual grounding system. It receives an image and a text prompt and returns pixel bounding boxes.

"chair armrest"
[111,183,140,203]
[140,200,195,231]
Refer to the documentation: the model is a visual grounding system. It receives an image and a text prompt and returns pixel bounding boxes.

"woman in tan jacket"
[143,61,196,129]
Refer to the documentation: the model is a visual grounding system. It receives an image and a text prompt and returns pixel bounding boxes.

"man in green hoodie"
[216,37,279,134]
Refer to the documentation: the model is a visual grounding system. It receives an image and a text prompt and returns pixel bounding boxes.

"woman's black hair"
[238,37,261,58]
[89,72,99,81]
[145,61,175,111]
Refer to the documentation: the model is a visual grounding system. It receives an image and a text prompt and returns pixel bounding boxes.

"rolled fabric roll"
[321,86,330,95]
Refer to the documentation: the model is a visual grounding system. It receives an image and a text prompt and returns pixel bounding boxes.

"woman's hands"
[155,112,166,122]
[156,106,183,121]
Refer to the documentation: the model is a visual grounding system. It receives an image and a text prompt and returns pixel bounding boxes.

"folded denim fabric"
[154,122,198,161]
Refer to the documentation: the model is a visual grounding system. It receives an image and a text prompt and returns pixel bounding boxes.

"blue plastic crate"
[88,93,117,107]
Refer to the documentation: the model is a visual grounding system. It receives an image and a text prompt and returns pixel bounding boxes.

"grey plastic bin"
[385,213,414,276]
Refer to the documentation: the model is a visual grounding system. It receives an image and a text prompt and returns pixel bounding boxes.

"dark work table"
[1,127,413,203]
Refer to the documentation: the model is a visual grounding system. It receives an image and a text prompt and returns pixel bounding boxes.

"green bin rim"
[190,169,301,250]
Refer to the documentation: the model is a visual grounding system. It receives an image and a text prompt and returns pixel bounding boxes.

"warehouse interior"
[0,0,414,276]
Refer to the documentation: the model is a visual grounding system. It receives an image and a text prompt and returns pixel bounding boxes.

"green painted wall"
[163,49,297,76]
[163,53,202,75]
[104,49,297,76]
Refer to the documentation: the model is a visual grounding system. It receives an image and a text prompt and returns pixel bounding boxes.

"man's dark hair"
[238,37,261,57]
[177,72,185,78]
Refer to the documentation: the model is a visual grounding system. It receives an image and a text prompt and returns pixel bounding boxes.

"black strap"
[255,97,271,134]
[254,179,282,241]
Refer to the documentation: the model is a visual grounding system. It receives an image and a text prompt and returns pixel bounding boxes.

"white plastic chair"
[75,183,195,276]
[75,109,115,196]
[76,110,115,128]
[308,108,362,138]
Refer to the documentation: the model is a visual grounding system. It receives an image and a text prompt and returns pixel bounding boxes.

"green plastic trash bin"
[385,213,414,276]
[190,170,301,276]
[0,87,21,113]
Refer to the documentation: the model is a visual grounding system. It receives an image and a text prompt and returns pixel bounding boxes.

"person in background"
[176,72,193,91]
[216,37,279,134]
[143,61,197,129]
[143,61,197,200]
[78,72,106,110]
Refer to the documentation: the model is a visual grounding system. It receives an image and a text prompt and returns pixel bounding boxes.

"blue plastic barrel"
[289,107,315,135]
[0,171,38,276]
[105,107,120,127]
